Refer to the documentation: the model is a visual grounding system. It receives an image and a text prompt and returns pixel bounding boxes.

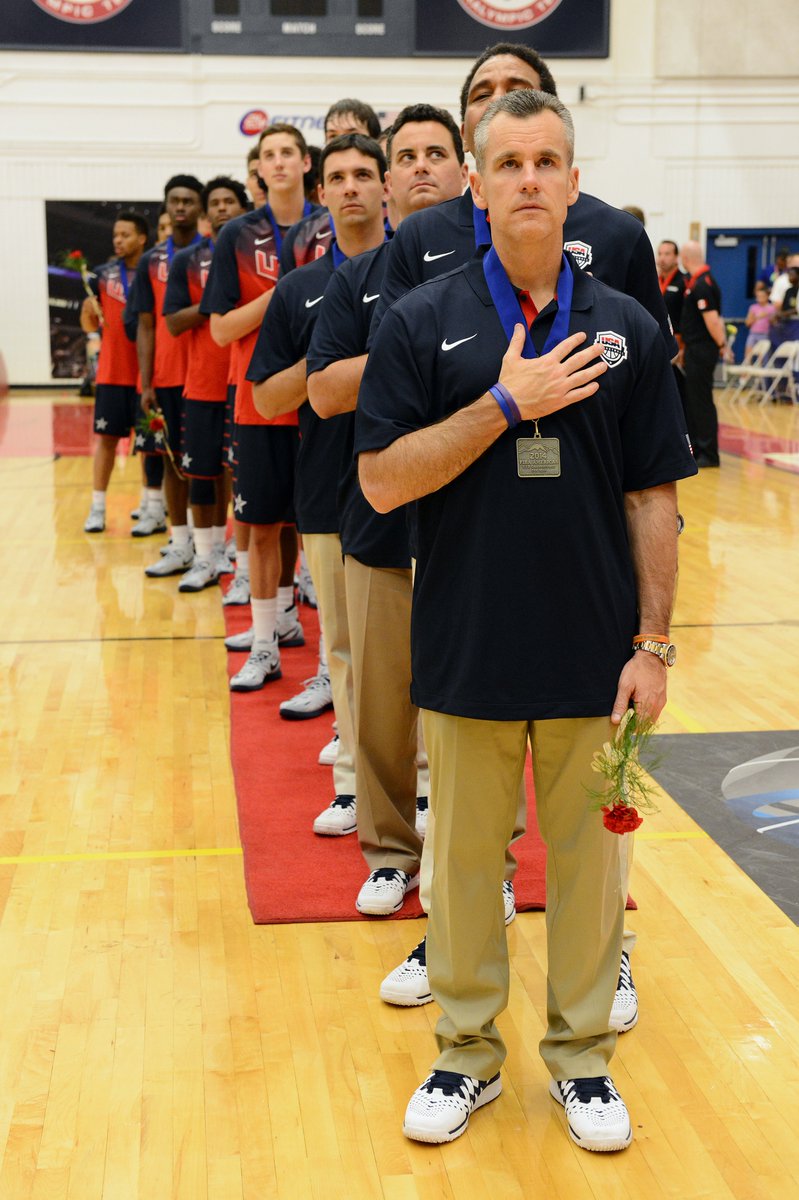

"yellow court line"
[664,701,707,734]
[0,847,243,865]
[636,830,710,841]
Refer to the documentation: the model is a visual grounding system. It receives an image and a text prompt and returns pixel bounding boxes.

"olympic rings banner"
[2,0,183,50]
[415,0,609,57]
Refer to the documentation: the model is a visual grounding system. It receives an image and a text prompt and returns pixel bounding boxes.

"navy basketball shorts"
[232,423,298,526]
[149,385,185,456]
[180,398,225,478]
[93,384,137,438]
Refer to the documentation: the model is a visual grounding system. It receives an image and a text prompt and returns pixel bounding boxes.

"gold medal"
[516,421,561,478]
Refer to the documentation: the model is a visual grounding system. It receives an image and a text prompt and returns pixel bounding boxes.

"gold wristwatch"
[632,636,676,667]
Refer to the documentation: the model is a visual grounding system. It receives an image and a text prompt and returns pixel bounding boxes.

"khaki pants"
[344,556,422,875]
[302,533,356,798]
[423,710,624,1082]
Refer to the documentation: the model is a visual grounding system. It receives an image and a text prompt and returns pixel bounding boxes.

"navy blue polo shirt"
[306,241,411,570]
[246,247,352,534]
[370,189,676,357]
[356,252,697,722]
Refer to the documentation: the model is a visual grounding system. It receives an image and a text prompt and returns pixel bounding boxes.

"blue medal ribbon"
[165,232,202,264]
[482,246,574,358]
[473,201,491,248]
[263,199,313,258]
[118,261,129,300]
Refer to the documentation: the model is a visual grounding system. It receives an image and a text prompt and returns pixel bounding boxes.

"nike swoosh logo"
[424,249,456,262]
[315,230,329,240]
[200,261,212,268]
[363,293,379,304]
[305,296,323,308]
[254,237,271,246]
[441,334,477,352]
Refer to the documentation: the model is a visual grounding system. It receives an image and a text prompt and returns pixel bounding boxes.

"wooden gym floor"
[1,389,798,1199]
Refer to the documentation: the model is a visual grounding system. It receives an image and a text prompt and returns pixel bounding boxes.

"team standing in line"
[80,41,698,1153]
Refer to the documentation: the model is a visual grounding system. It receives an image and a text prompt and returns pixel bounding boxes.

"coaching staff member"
[357,91,697,1153]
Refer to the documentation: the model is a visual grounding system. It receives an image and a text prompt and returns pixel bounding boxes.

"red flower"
[601,803,643,835]
[68,249,84,260]
[149,416,165,432]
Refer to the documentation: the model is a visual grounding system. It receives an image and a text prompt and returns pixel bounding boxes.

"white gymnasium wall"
[1,0,797,384]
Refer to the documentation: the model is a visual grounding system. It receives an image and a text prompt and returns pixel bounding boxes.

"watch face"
[666,644,677,667]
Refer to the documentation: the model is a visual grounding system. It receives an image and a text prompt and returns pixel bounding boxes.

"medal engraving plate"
[516,437,561,478]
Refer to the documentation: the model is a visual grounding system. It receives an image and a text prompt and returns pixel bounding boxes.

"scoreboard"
[2,0,609,57]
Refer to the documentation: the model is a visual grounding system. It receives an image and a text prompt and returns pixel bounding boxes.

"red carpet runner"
[224,585,631,924]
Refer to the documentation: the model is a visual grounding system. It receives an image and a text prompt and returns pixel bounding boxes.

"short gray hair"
[473,89,575,172]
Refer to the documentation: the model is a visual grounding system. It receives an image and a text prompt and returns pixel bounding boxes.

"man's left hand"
[611,652,667,725]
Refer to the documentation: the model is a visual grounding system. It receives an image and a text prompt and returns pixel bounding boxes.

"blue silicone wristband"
[489,382,522,428]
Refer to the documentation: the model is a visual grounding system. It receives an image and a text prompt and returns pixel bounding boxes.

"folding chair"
[727,340,798,405]
[722,338,772,403]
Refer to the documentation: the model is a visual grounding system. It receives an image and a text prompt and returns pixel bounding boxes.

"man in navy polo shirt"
[357,91,697,1151]
[368,36,675,1039]
[246,134,388,834]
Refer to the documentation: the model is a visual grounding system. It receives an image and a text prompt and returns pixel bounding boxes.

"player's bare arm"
[611,481,678,724]
[307,354,367,419]
[210,290,273,347]
[165,304,205,337]
[252,359,307,420]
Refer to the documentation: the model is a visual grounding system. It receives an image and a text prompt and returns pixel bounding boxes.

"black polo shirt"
[306,241,411,569]
[681,269,721,347]
[370,189,676,357]
[356,253,697,722]
[246,248,352,534]
[660,268,687,337]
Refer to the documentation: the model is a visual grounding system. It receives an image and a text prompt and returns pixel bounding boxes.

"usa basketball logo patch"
[456,0,564,31]
[595,331,628,368]
[564,239,593,270]
[32,0,134,23]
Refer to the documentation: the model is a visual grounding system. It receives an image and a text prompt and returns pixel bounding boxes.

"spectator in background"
[759,247,788,290]
[680,240,730,468]
[657,238,687,413]
[773,256,799,344]
[770,249,794,310]
[744,280,776,359]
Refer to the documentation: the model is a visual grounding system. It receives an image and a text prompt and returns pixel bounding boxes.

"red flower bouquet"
[586,709,660,834]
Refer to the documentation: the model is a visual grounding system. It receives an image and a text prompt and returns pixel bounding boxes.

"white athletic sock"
[212,525,227,551]
[171,524,190,548]
[235,549,249,578]
[193,526,213,560]
[277,585,294,614]
[146,487,164,514]
[92,490,106,508]
[251,596,277,648]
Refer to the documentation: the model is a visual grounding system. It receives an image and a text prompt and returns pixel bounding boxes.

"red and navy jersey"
[247,248,351,533]
[92,259,138,387]
[307,240,410,569]
[279,208,332,277]
[201,204,320,425]
[370,189,677,358]
[129,239,200,389]
[163,238,230,402]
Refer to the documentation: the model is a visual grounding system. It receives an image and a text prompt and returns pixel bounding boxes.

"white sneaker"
[312,794,356,836]
[356,868,419,916]
[222,574,250,606]
[549,1076,632,1152]
[279,672,333,721]
[132,507,167,538]
[403,1070,502,1144]
[214,545,234,576]
[379,938,431,1006]
[83,504,105,533]
[415,796,428,838]
[178,558,220,592]
[503,880,516,926]
[277,604,305,648]
[145,542,193,576]
[130,499,145,521]
[318,732,339,765]
[224,625,254,652]
[229,639,281,692]
[609,951,638,1033]
[296,564,317,608]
